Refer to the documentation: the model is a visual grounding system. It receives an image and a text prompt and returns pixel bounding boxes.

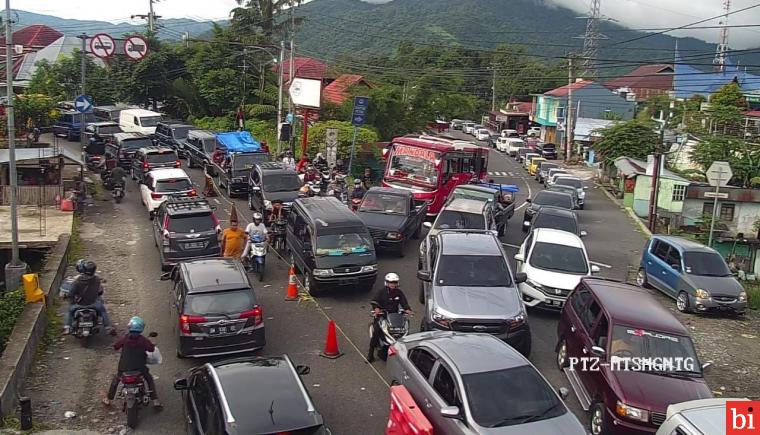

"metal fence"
[0,185,62,206]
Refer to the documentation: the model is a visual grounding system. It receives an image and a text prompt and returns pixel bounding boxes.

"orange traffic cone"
[320,320,342,359]
[285,264,299,301]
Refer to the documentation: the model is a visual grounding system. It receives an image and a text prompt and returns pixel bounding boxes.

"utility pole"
[565,56,574,162]
[239,48,248,130]
[79,34,87,148]
[288,0,296,156]
[276,40,285,153]
[4,0,27,291]
[131,0,160,33]
[647,102,673,233]
[491,66,497,112]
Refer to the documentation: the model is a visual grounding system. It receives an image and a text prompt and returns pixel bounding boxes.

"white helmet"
[384,272,400,283]
[253,212,263,221]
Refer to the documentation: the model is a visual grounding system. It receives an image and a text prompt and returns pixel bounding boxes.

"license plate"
[185,242,205,249]
[339,278,358,285]
[123,387,140,394]
[546,300,564,307]
[79,321,94,327]
[209,325,238,335]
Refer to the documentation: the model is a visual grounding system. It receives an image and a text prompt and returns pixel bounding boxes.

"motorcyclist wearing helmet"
[367,273,412,362]
[104,316,161,408]
[303,165,319,183]
[64,260,114,335]
[351,179,366,200]
[313,152,328,171]
[242,212,269,262]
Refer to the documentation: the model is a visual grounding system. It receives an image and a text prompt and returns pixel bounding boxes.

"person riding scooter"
[368,273,412,363]
[351,179,366,200]
[303,165,319,183]
[63,260,114,335]
[242,212,268,261]
[313,152,328,171]
[103,316,161,409]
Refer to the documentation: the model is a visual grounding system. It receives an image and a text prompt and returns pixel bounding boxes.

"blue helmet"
[127,316,145,333]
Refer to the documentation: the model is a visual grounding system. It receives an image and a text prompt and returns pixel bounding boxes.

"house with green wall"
[613,156,691,218]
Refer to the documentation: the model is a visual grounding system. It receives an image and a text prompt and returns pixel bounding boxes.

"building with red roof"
[0,25,63,50]
[322,74,373,105]
[275,57,328,85]
[604,64,674,102]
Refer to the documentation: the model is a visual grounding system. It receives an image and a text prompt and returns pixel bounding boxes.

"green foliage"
[691,135,760,187]
[192,116,236,132]
[708,82,747,132]
[27,52,113,104]
[0,290,27,356]
[593,120,658,164]
[307,120,380,159]
[12,94,58,133]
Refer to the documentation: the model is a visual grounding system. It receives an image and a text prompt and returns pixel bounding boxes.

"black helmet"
[82,261,97,276]
[75,259,87,274]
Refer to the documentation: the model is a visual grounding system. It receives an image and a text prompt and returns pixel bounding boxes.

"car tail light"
[142,161,150,170]
[151,192,163,200]
[387,344,397,357]
[179,314,206,334]
[187,189,197,197]
[121,374,142,384]
[239,306,263,326]
[175,160,181,168]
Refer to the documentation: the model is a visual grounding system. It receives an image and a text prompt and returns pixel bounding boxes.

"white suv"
[140,168,196,218]
[475,128,491,141]
[514,228,599,309]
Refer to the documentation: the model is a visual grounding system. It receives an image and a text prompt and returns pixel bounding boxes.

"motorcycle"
[72,306,101,348]
[85,154,104,172]
[270,218,287,251]
[112,181,125,203]
[247,233,267,281]
[308,182,322,197]
[319,171,332,194]
[369,309,410,361]
[117,332,160,429]
[350,198,362,212]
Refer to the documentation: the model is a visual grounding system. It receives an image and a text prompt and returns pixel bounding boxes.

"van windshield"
[315,233,373,256]
[139,116,162,127]
[610,325,701,375]
[683,251,732,277]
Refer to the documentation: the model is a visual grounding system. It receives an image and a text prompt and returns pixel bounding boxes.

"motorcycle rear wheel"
[126,402,138,429]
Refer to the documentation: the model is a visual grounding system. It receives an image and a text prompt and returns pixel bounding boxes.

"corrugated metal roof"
[686,184,760,203]
[544,80,593,97]
[323,74,371,105]
[0,25,63,48]
[604,64,674,92]
[574,118,618,141]
[16,36,105,81]
[613,156,689,183]
[0,148,84,166]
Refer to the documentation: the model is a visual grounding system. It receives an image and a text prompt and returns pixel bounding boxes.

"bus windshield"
[387,145,440,186]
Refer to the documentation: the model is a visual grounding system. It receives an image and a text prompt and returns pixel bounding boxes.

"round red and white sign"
[89,33,116,59]
[124,35,149,60]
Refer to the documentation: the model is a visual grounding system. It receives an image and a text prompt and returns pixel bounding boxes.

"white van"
[119,109,163,135]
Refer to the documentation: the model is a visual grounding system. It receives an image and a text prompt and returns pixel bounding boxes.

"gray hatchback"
[387,331,586,434]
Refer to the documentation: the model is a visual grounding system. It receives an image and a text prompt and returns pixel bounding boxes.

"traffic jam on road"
[53,108,752,435]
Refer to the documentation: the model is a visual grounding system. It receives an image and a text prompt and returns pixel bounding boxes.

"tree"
[708,82,746,133]
[691,135,760,187]
[27,52,112,104]
[307,120,380,159]
[14,94,58,133]
[594,120,658,165]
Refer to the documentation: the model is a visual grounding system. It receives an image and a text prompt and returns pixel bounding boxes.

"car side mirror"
[671,264,681,272]
[525,198,532,203]
[440,406,461,419]
[580,230,588,237]
[252,186,261,192]
[160,272,172,281]
[514,253,525,262]
[514,272,527,284]
[583,186,588,190]
[591,346,606,357]
[417,270,432,282]
[296,365,311,375]
[173,378,189,390]
[557,387,570,399]
[591,264,601,274]
[423,221,433,229]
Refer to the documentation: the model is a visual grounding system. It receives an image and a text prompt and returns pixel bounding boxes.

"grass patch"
[2,414,53,432]
[91,180,106,201]
[68,215,84,265]
[744,282,760,311]
[0,290,28,356]
[37,299,61,356]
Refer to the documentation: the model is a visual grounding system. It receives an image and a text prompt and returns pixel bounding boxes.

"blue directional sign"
[351,96,369,126]
[74,95,93,113]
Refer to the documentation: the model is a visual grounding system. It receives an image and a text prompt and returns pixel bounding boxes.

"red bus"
[381,135,489,216]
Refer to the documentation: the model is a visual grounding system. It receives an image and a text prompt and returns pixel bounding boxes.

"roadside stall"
[0,147,84,206]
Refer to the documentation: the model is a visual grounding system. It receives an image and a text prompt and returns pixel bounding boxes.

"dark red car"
[556,277,712,434]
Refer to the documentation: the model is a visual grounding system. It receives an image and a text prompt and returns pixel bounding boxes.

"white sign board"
[289,77,321,109]
[325,128,338,167]
[706,161,732,187]
[704,192,729,199]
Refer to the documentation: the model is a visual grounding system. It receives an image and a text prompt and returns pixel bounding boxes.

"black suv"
[174,356,328,435]
[417,230,531,356]
[131,146,180,183]
[106,133,155,169]
[163,258,265,358]
[527,206,586,237]
[152,197,221,269]
[538,142,558,160]
[154,122,194,155]
[522,190,574,232]
[248,162,302,218]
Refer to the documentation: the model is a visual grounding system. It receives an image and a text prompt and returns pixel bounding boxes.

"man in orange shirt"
[220,207,247,258]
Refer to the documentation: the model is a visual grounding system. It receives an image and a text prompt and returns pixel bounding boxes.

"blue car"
[53,111,97,141]
[637,235,748,315]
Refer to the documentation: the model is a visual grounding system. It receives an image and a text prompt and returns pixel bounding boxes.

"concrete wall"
[683,199,760,235]
[632,176,688,217]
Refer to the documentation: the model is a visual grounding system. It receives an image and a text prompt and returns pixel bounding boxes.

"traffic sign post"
[325,128,338,167]
[74,95,93,113]
[706,161,733,248]
[89,33,116,59]
[348,96,369,175]
[124,35,149,60]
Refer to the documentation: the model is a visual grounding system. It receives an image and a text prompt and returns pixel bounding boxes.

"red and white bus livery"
[381,135,489,216]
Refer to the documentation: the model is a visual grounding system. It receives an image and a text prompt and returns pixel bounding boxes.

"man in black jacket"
[63,261,114,335]
[367,273,412,362]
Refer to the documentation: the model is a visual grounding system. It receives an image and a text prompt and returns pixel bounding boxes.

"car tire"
[635,268,650,288]
[419,319,427,332]
[579,203,585,210]
[590,402,612,435]
[677,291,692,313]
[418,284,424,304]
[556,338,569,370]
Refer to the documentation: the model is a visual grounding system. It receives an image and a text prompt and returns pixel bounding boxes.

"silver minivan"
[655,398,749,435]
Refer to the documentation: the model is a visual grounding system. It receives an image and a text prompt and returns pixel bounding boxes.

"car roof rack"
[165,196,213,212]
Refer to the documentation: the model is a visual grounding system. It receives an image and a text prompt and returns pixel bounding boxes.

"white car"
[140,168,196,217]
[506,138,526,156]
[656,398,749,435]
[462,122,476,134]
[527,127,541,137]
[514,228,599,309]
[501,129,519,138]
[475,128,491,141]
[545,169,570,187]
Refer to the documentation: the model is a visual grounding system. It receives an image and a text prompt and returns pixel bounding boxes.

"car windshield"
[388,153,439,186]
[167,213,215,233]
[233,153,269,170]
[98,125,121,135]
[155,178,192,192]
[315,233,373,256]
[121,138,153,150]
[540,163,558,172]
[360,194,408,214]
[263,174,302,192]
[147,152,177,163]
[683,251,732,277]
[464,366,565,428]
[533,192,573,209]
[610,325,702,375]
[436,255,512,286]
[172,126,192,139]
[533,213,577,234]
[434,210,485,230]
[529,241,588,274]
[139,116,162,127]
[451,189,493,203]
[550,186,576,197]
[185,289,254,316]
[555,178,583,189]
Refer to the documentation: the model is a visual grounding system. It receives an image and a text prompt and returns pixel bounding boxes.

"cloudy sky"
[14,0,760,48]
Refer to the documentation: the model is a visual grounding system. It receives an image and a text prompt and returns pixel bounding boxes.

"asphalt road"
[51,132,648,433]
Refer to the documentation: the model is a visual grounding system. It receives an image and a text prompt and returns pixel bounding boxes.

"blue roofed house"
[673,48,760,100]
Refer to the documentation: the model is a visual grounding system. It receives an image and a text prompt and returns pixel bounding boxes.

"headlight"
[739,291,747,302]
[432,310,451,329]
[386,232,403,240]
[578,190,586,199]
[361,264,378,273]
[695,288,710,299]
[616,401,649,423]
[313,268,334,277]
[526,279,544,290]
[263,199,272,210]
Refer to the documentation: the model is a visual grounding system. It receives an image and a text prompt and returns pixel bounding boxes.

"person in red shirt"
[296,155,310,173]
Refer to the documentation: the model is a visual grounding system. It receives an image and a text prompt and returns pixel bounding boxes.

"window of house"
[702,202,713,217]
[672,184,686,202]
[720,204,735,221]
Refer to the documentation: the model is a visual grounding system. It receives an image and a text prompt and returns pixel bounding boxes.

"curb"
[0,234,70,418]
[595,182,652,238]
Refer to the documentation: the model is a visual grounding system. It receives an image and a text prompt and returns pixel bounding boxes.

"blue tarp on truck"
[215,131,261,153]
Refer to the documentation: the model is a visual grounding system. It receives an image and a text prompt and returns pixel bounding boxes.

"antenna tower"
[714,0,731,71]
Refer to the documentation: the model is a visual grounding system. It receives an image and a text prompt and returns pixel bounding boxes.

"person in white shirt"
[242,213,268,262]
[282,151,296,170]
